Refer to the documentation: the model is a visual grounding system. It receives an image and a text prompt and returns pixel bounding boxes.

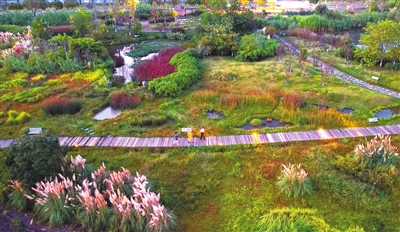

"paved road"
[274,35,400,99]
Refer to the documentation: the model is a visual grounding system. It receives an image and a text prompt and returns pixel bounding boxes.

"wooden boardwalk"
[1,125,400,149]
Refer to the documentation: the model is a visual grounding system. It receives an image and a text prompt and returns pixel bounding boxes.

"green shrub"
[166,32,186,40]
[297,115,309,125]
[6,110,30,125]
[148,50,201,98]
[249,118,263,127]
[49,1,63,9]
[236,34,280,61]
[0,25,26,34]
[1,87,46,103]
[0,11,34,26]
[0,112,5,118]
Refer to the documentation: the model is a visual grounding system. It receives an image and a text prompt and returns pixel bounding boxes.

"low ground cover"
[59,135,400,231]
[1,52,399,139]
[286,36,400,93]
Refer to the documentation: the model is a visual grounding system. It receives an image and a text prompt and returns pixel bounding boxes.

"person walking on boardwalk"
[200,126,205,140]
[173,131,179,146]
[188,130,193,146]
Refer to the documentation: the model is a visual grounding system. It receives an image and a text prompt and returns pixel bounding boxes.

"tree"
[355,20,400,67]
[64,0,78,8]
[389,0,400,8]
[5,133,66,188]
[22,0,47,16]
[210,0,227,12]
[236,33,279,61]
[31,18,51,40]
[70,10,94,37]
[315,4,329,15]
[308,0,318,4]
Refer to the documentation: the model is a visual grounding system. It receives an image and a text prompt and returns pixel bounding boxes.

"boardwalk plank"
[86,137,102,146]
[3,125,400,149]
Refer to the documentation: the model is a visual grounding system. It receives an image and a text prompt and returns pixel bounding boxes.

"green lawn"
[65,136,400,231]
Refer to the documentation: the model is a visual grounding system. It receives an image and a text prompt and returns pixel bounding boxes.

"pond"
[374,107,400,119]
[206,110,224,119]
[242,118,289,130]
[93,106,122,120]
[313,104,354,114]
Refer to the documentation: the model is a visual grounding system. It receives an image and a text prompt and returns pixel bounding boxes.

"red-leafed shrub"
[41,98,82,115]
[133,46,186,82]
[110,91,142,110]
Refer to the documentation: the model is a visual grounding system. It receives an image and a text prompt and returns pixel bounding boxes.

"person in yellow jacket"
[188,130,193,146]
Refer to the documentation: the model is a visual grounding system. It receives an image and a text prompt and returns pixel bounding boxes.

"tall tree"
[210,0,227,12]
[22,0,47,16]
[355,20,400,67]
[5,133,66,188]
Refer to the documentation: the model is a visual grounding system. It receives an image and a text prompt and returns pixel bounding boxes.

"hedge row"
[148,51,201,98]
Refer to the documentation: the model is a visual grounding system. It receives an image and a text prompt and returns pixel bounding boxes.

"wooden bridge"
[1,125,400,149]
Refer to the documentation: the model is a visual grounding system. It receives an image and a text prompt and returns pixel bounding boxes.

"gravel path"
[274,35,400,99]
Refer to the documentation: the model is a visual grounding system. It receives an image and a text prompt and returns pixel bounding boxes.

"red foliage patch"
[282,93,304,110]
[110,92,142,110]
[133,46,186,82]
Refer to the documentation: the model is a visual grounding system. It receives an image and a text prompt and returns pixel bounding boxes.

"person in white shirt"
[200,127,205,140]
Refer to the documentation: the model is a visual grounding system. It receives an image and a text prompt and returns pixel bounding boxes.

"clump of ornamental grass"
[8,180,30,211]
[354,134,399,167]
[282,92,304,111]
[27,176,76,228]
[22,155,176,231]
[276,163,312,198]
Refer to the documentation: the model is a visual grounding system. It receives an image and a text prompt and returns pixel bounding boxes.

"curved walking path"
[274,35,400,99]
[1,124,400,149]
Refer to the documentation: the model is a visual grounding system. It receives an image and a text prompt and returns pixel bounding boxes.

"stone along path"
[1,125,400,148]
[273,35,400,99]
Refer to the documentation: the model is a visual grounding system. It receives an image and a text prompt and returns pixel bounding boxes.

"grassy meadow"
[64,136,400,231]
[2,46,400,231]
[288,37,400,93]
[1,53,400,140]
